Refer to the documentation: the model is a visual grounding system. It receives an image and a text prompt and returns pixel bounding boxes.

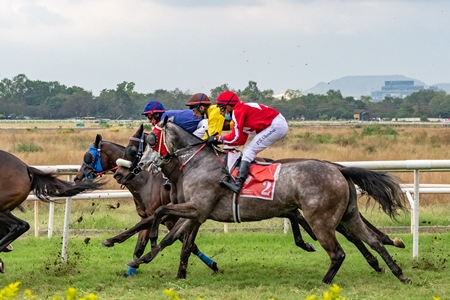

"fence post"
[34,201,39,237]
[48,200,55,238]
[61,175,73,263]
[412,169,420,259]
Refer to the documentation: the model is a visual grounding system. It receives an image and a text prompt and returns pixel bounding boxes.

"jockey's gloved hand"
[205,135,222,147]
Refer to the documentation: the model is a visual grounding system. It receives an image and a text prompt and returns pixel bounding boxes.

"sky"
[1,0,449,96]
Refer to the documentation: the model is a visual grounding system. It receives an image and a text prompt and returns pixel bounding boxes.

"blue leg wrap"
[196,250,214,266]
[126,267,137,277]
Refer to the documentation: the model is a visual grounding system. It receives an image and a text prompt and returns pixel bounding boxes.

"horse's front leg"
[101,215,155,247]
[177,220,201,279]
[127,217,192,270]
[149,203,201,252]
[124,228,151,277]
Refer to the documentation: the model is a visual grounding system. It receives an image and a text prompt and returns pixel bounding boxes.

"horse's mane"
[104,141,126,151]
[166,119,204,141]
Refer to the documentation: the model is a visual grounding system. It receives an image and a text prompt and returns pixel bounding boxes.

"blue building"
[371,81,424,102]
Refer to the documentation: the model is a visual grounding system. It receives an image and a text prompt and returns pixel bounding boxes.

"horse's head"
[74,134,105,184]
[153,117,202,155]
[74,134,124,184]
[114,124,147,185]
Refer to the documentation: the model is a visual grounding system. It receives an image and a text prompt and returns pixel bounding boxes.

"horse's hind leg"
[191,242,219,273]
[307,216,346,284]
[342,217,411,284]
[314,230,346,284]
[336,224,385,273]
[0,212,30,253]
[360,214,405,248]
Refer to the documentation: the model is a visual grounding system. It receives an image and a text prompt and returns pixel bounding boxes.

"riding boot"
[221,160,251,194]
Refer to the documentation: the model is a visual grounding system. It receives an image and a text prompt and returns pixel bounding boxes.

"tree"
[210,84,230,100]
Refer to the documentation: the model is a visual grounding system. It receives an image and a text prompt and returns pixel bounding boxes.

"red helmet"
[186,93,212,108]
[216,91,240,106]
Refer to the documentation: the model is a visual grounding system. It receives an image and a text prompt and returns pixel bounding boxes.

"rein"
[118,132,146,185]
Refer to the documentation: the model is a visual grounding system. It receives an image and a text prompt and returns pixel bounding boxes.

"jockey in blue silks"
[142,100,207,138]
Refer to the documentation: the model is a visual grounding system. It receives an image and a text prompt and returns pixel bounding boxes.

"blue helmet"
[142,100,165,115]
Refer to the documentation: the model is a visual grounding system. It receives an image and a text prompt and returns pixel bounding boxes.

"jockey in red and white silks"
[208,91,288,194]
[220,102,288,163]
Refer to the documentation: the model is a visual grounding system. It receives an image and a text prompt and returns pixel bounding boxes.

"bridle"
[120,131,146,183]
[151,123,212,171]
[82,142,118,180]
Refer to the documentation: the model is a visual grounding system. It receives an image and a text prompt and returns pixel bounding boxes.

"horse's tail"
[27,166,104,201]
[339,167,407,219]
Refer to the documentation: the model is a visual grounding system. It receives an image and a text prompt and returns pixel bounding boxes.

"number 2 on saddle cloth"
[227,152,281,200]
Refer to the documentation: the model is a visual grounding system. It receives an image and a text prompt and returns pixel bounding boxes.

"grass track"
[2,231,449,299]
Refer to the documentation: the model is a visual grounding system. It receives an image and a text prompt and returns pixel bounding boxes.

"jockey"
[142,100,207,138]
[142,100,207,190]
[206,91,289,194]
[186,93,230,139]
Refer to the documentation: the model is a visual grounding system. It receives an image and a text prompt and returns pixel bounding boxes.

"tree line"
[1,74,450,121]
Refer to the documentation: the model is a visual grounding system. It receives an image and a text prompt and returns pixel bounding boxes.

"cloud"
[1,0,449,95]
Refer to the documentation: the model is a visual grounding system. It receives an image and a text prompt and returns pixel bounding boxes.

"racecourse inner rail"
[25,160,450,262]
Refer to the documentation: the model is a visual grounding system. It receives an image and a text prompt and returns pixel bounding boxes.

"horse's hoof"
[402,277,412,284]
[0,259,4,274]
[303,243,316,252]
[210,262,219,273]
[4,244,13,252]
[101,240,114,247]
[378,267,387,274]
[176,271,187,279]
[393,237,405,249]
[125,260,140,269]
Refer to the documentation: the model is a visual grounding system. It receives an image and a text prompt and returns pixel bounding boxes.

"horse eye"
[125,146,138,158]
[83,152,94,164]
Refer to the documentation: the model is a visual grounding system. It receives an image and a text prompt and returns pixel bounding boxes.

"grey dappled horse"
[114,123,411,284]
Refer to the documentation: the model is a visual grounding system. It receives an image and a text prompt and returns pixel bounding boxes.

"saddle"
[223,150,280,201]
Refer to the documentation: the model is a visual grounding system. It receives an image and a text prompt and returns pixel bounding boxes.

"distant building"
[371,81,424,102]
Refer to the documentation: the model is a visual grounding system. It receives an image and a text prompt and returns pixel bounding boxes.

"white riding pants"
[241,114,288,163]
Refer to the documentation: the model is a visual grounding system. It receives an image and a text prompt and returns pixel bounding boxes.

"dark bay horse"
[74,134,220,276]
[114,122,411,284]
[0,150,101,273]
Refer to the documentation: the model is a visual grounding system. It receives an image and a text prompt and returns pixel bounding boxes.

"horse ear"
[94,134,102,147]
[163,116,169,126]
[133,124,144,138]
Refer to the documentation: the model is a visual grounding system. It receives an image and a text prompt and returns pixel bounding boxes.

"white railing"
[26,160,450,261]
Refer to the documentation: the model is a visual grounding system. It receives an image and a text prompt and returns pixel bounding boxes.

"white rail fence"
[26,160,450,262]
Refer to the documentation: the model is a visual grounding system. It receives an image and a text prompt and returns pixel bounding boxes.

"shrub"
[0,282,98,300]
[12,141,43,153]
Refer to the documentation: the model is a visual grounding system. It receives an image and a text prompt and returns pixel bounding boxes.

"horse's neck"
[103,143,125,170]
[161,159,181,183]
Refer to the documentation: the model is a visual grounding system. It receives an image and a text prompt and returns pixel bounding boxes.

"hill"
[303,75,449,98]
